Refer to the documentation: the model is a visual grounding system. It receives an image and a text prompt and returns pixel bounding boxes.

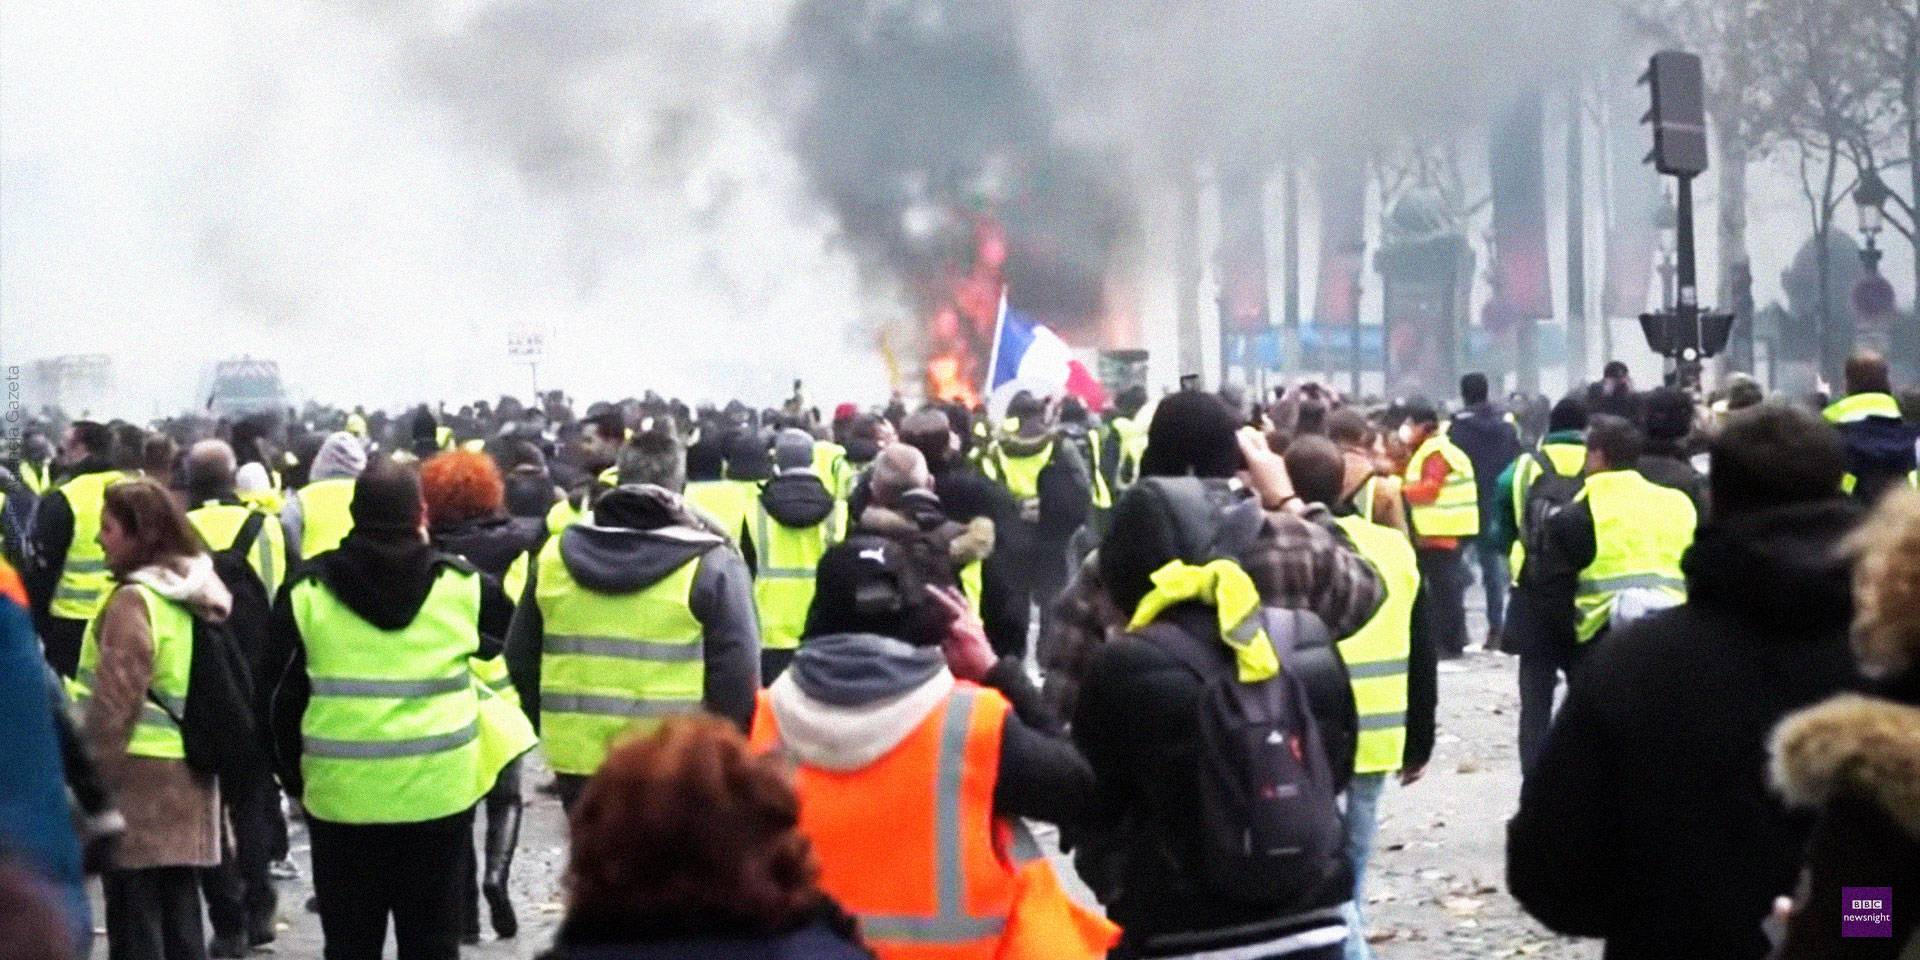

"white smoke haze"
[4,0,1908,415]
[2,0,885,414]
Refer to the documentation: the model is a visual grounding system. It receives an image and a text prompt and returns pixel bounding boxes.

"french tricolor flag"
[985,288,1108,416]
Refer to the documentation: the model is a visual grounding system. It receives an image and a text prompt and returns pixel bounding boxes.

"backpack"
[150,513,270,782]
[1136,607,1347,906]
[1520,449,1584,568]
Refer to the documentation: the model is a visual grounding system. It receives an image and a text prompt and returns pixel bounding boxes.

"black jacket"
[1448,403,1523,529]
[430,514,547,587]
[1635,444,1707,514]
[1070,603,1356,956]
[930,465,1030,655]
[1507,500,1866,960]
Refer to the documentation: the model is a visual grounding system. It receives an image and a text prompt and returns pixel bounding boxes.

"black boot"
[207,933,246,959]
[482,798,523,939]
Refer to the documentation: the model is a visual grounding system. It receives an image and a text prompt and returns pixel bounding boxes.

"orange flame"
[923,215,1006,407]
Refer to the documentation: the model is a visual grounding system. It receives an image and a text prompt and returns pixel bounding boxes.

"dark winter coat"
[1448,403,1523,530]
[1507,500,1867,960]
[1770,675,1920,959]
[929,465,1030,655]
[430,514,547,587]
[1070,602,1357,957]
[1832,404,1918,506]
[542,909,873,960]
[1636,442,1708,515]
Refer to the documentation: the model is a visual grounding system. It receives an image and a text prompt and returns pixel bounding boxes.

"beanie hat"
[350,459,425,535]
[1138,392,1241,479]
[834,403,859,424]
[774,429,816,472]
[1643,388,1694,443]
[724,432,773,482]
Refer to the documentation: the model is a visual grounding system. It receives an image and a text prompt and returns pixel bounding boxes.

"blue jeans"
[1342,772,1389,960]
[1467,536,1509,634]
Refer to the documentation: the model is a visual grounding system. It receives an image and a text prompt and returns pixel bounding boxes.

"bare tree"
[1754,0,1900,379]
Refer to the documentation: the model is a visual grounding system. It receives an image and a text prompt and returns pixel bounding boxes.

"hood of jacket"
[559,486,722,594]
[760,473,836,529]
[127,553,233,623]
[310,432,368,482]
[314,530,460,630]
[996,430,1055,460]
[1771,692,1920,841]
[765,633,953,772]
[1683,499,1861,631]
[430,514,546,579]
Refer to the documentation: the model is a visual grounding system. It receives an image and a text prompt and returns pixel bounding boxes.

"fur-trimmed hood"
[1770,693,1920,840]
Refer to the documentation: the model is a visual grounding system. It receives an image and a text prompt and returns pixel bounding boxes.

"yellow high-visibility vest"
[188,502,288,599]
[1574,470,1697,642]
[1334,515,1419,774]
[49,471,135,621]
[535,537,705,776]
[686,480,752,544]
[297,478,358,558]
[1507,443,1587,580]
[1402,435,1479,539]
[74,585,193,759]
[294,567,527,823]
[750,498,835,652]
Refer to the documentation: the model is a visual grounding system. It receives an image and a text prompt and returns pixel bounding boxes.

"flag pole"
[984,285,1009,400]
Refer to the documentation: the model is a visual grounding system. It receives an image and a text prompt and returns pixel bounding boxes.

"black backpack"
[1519,449,1585,568]
[1136,607,1348,906]
[151,513,270,782]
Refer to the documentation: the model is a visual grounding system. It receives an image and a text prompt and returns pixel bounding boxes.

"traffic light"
[1640,51,1708,177]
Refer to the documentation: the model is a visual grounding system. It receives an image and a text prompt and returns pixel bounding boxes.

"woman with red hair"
[546,715,871,960]
[419,450,546,942]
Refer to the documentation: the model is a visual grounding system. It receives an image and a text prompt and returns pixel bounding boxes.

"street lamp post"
[1855,167,1898,357]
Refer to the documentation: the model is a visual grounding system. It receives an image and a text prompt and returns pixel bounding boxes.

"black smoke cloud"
[775,0,1137,327]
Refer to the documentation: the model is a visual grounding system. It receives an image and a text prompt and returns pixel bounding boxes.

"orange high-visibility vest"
[750,684,1117,960]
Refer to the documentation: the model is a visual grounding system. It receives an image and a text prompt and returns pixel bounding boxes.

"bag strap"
[223,510,267,564]
[1530,448,1557,479]
[1139,608,1303,684]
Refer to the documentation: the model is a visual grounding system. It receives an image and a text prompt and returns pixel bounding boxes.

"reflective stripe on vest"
[752,686,1019,958]
[1402,436,1479,538]
[188,502,287,598]
[297,478,358,557]
[986,444,1052,503]
[294,567,489,824]
[50,471,133,621]
[753,497,832,652]
[1334,515,1419,774]
[1507,443,1586,580]
[75,585,193,759]
[685,480,751,544]
[536,536,705,776]
[1822,392,1902,424]
[1574,470,1697,643]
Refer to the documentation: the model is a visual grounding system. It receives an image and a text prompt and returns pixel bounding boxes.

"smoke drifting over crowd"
[3,0,1724,412]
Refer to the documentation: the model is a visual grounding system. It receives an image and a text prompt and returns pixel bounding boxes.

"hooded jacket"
[505,485,760,734]
[85,557,233,870]
[430,513,547,589]
[279,432,368,557]
[753,472,836,576]
[1769,676,1920,958]
[1508,500,1866,960]
[764,632,1092,826]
